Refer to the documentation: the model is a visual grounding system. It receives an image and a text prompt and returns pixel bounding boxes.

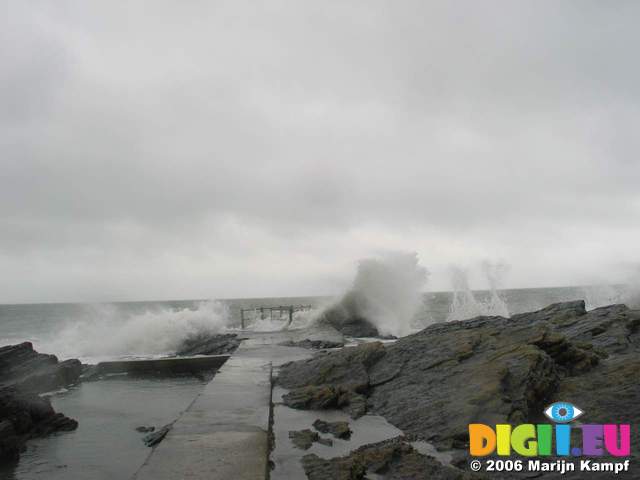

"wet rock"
[0,387,78,461]
[143,423,172,447]
[0,343,82,393]
[343,393,367,419]
[30,412,78,436]
[316,291,380,337]
[279,341,386,391]
[301,436,480,480]
[0,343,81,463]
[312,419,351,439]
[288,429,333,450]
[175,333,241,356]
[317,437,333,447]
[78,364,101,382]
[365,301,631,450]
[280,339,344,350]
[279,342,386,417]
[279,301,640,477]
[135,425,155,433]
[283,385,341,410]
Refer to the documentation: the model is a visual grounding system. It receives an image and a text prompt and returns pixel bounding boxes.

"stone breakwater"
[3,301,638,479]
[277,301,640,479]
[0,342,82,462]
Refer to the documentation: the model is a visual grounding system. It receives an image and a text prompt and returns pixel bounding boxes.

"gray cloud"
[1,0,639,303]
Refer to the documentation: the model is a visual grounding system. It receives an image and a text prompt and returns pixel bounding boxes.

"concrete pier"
[132,327,341,480]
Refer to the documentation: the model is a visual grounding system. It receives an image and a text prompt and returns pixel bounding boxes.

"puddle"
[270,385,458,479]
[270,386,404,480]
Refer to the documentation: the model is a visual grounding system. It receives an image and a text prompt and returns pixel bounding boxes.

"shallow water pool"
[1,375,208,480]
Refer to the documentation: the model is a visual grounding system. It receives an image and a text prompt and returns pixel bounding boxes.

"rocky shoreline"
[277,300,640,479]
[0,329,244,466]
[2,300,638,478]
[0,342,82,462]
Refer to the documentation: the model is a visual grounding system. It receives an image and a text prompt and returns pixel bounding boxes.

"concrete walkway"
[132,327,341,480]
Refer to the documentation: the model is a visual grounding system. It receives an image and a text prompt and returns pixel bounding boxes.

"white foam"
[36,300,231,363]
[582,268,640,310]
[582,284,623,310]
[323,252,429,337]
[446,262,509,321]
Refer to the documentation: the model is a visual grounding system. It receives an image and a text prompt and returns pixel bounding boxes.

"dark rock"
[361,304,585,448]
[30,412,78,436]
[0,343,82,393]
[283,385,341,410]
[143,423,172,447]
[281,384,369,419]
[279,339,344,350]
[344,393,367,419]
[289,429,319,450]
[316,291,380,337]
[16,359,83,394]
[135,425,155,433]
[175,333,242,356]
[365,301,633,450]
[0,387,78,461]
[312,419,351,439]
[317,436,333,447]
[278,301,640,477]
[279,341,386,390]
[279,342,385,417]
[0,343,81,463]
[289,429,333,450]
[301,436,481,480]
[78,364,101,382]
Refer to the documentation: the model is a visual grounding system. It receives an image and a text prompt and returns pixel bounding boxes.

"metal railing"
[239,305,313,329]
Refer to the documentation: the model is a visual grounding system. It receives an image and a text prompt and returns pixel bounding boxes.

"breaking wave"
[38,300,231,363]
[447,262,510,321]
[318,252,429,337]
[583,276,640,310]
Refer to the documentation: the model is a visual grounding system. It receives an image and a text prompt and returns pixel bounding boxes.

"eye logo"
[543,402,584,423]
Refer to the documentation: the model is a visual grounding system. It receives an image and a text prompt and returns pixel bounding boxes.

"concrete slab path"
[132,326,341,480]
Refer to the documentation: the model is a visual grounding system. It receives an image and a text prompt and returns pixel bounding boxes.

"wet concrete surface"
[131,326,338,480]
[131,324,447,480]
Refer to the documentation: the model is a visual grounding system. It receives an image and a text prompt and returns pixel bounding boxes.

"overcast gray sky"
[1,0,639,303]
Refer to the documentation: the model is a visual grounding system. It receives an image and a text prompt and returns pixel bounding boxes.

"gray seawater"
[0,377,207,480]
[0,287,612,479]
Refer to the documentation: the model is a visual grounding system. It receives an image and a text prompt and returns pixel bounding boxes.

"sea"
[0,285,624,479]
